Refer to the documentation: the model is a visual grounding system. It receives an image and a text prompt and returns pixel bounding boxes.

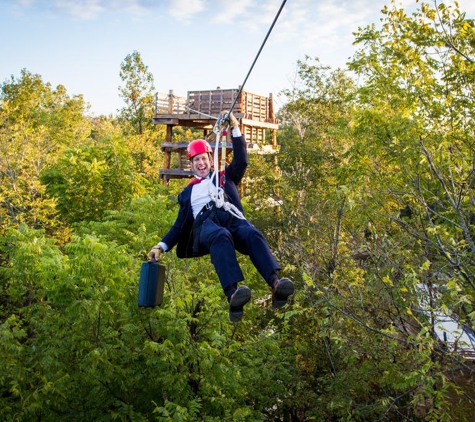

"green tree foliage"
[348,0,475,297]
[117,51,166,182]
[0,69,91,235]
[3,2,475,421]
[89,115,124,144]
[263,2,475,419]
[276,56,357,278]
[337,0,475,419]
[118,50,156,136]
[348,0,475,350]
[0,216,295,421]
[40,139,147,224]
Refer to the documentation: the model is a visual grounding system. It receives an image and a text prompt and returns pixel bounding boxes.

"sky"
[1,0,474,116]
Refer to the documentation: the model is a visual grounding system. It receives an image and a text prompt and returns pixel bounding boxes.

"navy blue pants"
[197,207,281,290]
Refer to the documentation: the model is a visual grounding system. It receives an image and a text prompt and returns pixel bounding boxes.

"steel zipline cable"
[186,0,288,122]
[207,0,288,217]
[227,0,288,116]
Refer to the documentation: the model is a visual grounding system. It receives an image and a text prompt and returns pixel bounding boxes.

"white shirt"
[191,176,213,218]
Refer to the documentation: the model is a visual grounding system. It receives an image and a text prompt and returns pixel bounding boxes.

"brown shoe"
[229,286,251,322]
[272,278,294,309]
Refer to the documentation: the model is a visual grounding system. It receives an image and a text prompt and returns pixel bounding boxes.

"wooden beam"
[160,142,233,152]
[159,169,195,177]
[152,118,179,125]
[241,118,279,130]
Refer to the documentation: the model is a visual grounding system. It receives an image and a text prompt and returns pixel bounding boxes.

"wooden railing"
[154,90,188,115]
[154,88,275,122]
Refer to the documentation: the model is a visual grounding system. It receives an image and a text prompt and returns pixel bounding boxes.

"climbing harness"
[205,110,245,220]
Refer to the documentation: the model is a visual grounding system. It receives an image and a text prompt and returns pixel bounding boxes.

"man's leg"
[199,219,251,321]
[199,219,244,290]
[231,219,281,287]
[232,219,294,307]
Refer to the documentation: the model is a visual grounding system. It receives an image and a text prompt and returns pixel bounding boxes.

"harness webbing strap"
[209,127,246,220]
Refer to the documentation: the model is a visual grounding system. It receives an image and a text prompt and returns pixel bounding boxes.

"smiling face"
[191,152,212,178]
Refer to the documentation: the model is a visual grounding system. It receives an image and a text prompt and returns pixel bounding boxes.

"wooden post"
[168,90,175,113]
[269,93,277,147]
[164,125,173,181]
[166,125,173,143]
[163,146,171,170]
[269,93,275,121]
[162,145,171,186]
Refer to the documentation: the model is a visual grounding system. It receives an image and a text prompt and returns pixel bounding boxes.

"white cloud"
[212,0,254,24]
[10,0,161,19]
[108,0,154,16]
[10,0,475,22]
[54,0,105,20]
[166,0,205,22]
[14,0,36,6]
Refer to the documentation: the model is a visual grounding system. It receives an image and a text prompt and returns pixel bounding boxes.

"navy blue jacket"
[162,134,248,258]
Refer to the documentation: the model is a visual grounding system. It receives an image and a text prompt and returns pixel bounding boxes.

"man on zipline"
[148,112,294,322]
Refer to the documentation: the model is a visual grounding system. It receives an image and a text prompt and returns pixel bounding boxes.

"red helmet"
[187,139,212,159]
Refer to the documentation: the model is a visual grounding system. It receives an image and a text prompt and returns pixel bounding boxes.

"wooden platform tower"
[152,87,280,183]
